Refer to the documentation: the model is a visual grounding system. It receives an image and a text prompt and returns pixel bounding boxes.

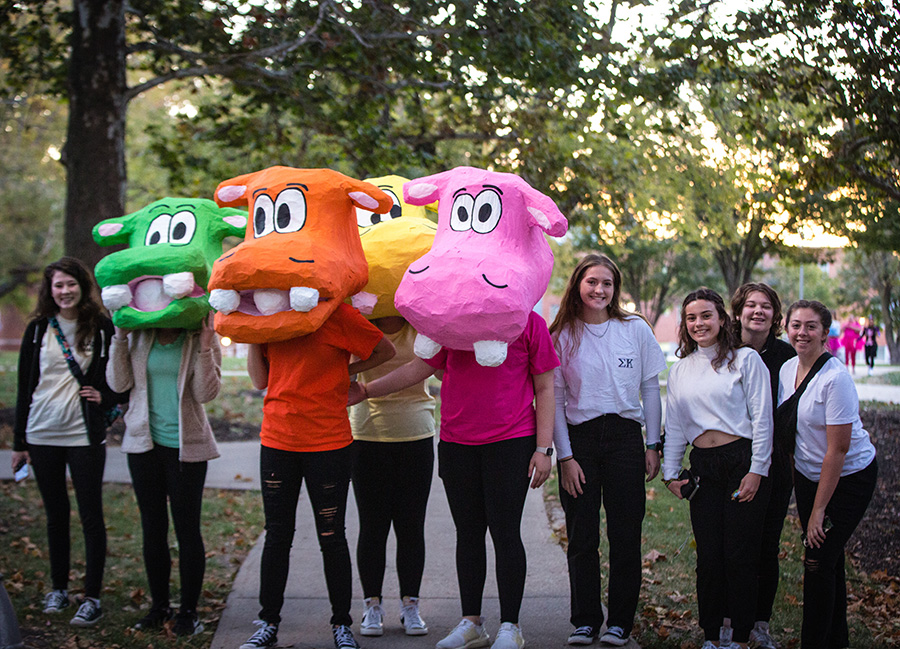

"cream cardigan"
[108,329,221,462]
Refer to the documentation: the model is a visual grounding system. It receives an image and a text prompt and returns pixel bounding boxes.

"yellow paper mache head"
[351,175,437,320]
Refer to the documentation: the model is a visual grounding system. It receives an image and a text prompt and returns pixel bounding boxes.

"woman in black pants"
[730,282,795,649]
[12,257,121,627]
[663,288,773,649]
[350,316,435,637]
[780,300,877,648]
[107,315,221,636]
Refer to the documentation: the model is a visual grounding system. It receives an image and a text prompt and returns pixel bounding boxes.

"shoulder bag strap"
[48,316,88,386]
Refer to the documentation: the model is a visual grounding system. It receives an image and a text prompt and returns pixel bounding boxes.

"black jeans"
[560,415,645,631]
[438,435,534,624]
[29,444,107,599]
[864,344,877,369]
[258,444,353,626]
[689,438,771,643]
[794,459,877,649]
[127,445,208,612]
[352,437,433,600]
[755,443,794,623]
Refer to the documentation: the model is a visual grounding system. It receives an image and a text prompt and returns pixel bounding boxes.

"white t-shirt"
[778,356,876,481]
[26,317,91,446]
[663,345,773,480]
[553,316,667,457]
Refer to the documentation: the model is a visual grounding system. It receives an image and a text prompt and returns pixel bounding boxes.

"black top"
[758,331,797,408]
[14,316,126,451]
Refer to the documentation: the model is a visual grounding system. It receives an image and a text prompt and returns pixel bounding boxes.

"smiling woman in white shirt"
[779,300,877,649]
[663,288,773,649]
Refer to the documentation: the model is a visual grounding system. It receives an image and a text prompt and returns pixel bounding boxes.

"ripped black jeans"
[258,444,353,626]
[794,458,877,649]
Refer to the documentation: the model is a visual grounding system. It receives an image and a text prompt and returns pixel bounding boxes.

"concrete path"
[208,449,594,649]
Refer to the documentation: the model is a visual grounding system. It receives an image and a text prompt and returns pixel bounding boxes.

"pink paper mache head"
[395,166,567,367]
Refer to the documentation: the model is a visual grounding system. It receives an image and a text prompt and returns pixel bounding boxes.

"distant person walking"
[12,257,121,627]
[862,317,880,376]
[839,318,862,374]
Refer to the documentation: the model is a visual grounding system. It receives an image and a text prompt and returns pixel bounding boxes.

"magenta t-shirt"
[423,311,559,445]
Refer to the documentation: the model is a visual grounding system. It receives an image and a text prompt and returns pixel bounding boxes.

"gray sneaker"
[749,621,778,649]
[42,589,70,614]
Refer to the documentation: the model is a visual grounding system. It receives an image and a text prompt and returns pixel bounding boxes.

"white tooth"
[209,289,240,314]
[413,334,442,360]
[101,284,132,312]
[163,272,195,299]
[290,287,320,312]
[133,278,172,312]
[350,291,377,315]
[473,340,508,367]
[254,289,291,316]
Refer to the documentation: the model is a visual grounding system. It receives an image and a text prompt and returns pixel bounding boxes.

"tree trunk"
[63,0,127,270]
[880,278,899,364]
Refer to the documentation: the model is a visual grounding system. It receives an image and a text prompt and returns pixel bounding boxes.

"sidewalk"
[209,451,590,649]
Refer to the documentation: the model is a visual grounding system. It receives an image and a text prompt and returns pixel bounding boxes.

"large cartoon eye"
[253,194,275,238]
[273,188,307,233]
[356,189,402,227]
[471,189,502,234]
[169,211,196,245]
[449,193,475,232]
[145,214,172,245]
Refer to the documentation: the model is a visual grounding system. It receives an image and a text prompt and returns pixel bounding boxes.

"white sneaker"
[436,618,491,649]
[491,622,524,649]
[749,621,778,649]
[401,597,428,635]
[360,597,384,636]
[701,642,718,649]
[239,620,279,649]
[598,625,629,646]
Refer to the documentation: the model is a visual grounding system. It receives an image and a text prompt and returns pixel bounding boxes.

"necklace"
[583,319,611,339]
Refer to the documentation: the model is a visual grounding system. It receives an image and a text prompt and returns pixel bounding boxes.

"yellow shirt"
[350,323,436,442]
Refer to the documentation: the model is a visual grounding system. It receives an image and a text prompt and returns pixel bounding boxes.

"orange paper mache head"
[207,166,392,342]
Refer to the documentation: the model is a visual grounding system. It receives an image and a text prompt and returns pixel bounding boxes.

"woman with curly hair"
[663,288,773,648]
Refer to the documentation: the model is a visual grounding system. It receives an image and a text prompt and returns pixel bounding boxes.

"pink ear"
[524,193,568,237]
[404,181,440,205]
[97,223,123,237]
[349,191,380,210]
[217,185,247,204]
[223,215,247,228]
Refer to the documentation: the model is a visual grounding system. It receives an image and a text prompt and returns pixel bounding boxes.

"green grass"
[857,370,900,386]
[544,479,880,647]
[1,480,264,649]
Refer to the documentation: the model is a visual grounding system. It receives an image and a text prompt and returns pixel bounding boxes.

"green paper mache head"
[93,198,247,329]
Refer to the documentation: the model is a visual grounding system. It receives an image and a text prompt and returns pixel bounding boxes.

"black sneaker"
[568,625,599,645]
[333,624,361,649]
[239,620,278,649]
[173,610,204,637]
[134,606,174,630]
[599,625,629,646]
[70,598,103,627]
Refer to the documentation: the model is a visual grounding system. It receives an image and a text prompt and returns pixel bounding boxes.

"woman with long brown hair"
[663,287,772,648]
[550,254,666,646]
[12,257,122,627]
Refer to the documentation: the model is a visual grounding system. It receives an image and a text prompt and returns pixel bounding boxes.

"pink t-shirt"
[423,311,559,445]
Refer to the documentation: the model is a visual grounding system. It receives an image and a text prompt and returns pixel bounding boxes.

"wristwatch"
[646,442,662,452]
[535,446,554,457]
